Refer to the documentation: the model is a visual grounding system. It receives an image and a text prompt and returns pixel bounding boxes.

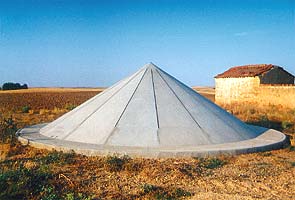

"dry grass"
[0,87,295,199]
[193,86,215,102]
[221,103,295,134]
[1,144,295,199]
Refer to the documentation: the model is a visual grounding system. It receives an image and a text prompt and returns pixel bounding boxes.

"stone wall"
[256,85,295,108]
[215,77,260,104]
[215,77,295,108]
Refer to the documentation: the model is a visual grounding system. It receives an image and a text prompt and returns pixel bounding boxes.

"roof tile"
[215,64,275,78]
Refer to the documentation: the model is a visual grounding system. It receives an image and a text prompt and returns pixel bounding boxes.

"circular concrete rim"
[17,123,288,158]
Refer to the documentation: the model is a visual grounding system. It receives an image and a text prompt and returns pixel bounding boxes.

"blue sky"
[0,0,294,87]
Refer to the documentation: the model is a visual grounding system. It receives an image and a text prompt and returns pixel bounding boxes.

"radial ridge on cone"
[39,63,266,147]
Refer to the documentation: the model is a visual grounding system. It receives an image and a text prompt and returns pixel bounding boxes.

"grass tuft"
[105,155,131,172]
[0,163,53,199]
[40,150,76,165]
[0,116,17,144]
[141,183,159,194]
[65,104,77,111]
[21,106,31,113]
[258,151,272,157]
[172,188,192,198]
[198,157,226,169]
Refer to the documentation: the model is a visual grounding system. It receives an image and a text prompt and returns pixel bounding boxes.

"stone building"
[215,64,295,108]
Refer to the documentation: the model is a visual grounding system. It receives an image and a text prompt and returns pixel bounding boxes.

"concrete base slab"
[17,123,288,158]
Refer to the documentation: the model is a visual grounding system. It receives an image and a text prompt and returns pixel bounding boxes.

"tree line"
[0,82,28,90]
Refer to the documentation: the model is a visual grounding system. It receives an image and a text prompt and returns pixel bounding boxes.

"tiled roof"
[215,64,276,78]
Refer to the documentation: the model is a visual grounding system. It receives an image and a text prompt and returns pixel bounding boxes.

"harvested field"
[0,88,102,111]
[193,86,215,102]
[0,87,295,199]
[0,88,102,129]
[0,87,105,93]
[0,87,211,112]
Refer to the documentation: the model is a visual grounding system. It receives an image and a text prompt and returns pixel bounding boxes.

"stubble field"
[0,87,295,200]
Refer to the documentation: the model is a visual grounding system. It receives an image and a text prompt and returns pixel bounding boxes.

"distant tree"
[2,83,16,90]
[21,84,28,89]
[2,82,29,90]
[15,83,21,89]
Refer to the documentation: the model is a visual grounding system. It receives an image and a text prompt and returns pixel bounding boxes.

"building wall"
[256,85,295,108]
[259,68,294,84]
[215,77,295,108]
[215,77,260,104]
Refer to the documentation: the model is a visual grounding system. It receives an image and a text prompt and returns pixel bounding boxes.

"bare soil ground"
[0,87,294,199]
[0,87,105,93]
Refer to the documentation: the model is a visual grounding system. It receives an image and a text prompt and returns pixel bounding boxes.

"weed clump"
[258,151,272,157]
[21,106,31,113]
[259,115,270,127]
[0,163,53,199]
[105,155,131,172]
[198,157,226,169]
[64,192,93,200]
[287,145,295,151]
[172,188,192,198]
[282,121,293,129]
[142,183,159,194]
[0,116,17,144]
[65,104,77,111]
[179,163,202,177]
[282,121,294,132]
[178,157,227,178]
[40,150,76,165]
[0,160,92,200]
[40,186,59,200]
[141,183,192,199]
